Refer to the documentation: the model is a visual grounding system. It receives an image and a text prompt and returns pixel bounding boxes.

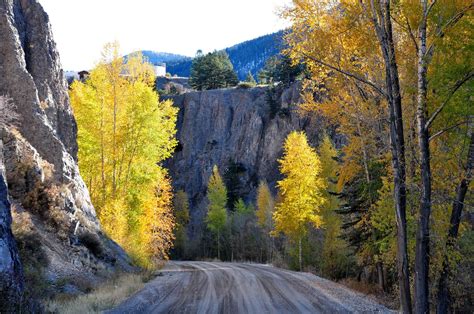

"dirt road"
[109,261,393,313]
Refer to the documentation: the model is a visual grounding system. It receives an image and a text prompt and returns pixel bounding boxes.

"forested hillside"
[138,51,191,65]
[225,30,284,80]
[134,31,284,80]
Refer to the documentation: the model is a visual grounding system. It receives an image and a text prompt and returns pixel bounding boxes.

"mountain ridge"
[129,30,285,80]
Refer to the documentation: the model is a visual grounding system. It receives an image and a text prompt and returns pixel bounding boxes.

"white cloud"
[39,0,292,70]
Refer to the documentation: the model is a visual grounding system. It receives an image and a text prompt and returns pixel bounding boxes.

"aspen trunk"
[100,98,106,206]
[112,83,117,199]
[376,262,387,293]
[217,229,221,260]
[415,3,432,312]
[370,1,412,312]
[298,237,302,271]
[437,132,474,313]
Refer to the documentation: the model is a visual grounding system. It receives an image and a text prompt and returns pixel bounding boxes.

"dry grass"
[45,272,154,314]
[12,208,51,299]
[338,278,382,296]
[338,278,397,310]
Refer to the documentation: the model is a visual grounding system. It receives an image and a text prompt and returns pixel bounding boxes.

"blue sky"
[39,0,292,70]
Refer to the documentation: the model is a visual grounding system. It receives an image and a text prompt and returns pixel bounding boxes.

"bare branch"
[426,4,474,54]
[426,0,438,18]
[299,52,387,98]
[405,15,419,53]
[425,71,474,130]
[429,120,469,142]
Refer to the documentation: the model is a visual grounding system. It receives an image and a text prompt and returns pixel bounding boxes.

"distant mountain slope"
[225,30,284,80]
[133,30,285,80]
[139,51,191,65]
[126,51,192,77]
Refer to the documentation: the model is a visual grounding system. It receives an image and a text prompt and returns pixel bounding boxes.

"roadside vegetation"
[169,2,473,312]
[67,2,472,312]
[70,42,178,268]
[45,271,155,313]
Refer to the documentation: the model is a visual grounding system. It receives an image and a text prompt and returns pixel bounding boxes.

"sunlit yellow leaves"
[71,42,177,267]
[256,181,275,231]
[273,131,325,241]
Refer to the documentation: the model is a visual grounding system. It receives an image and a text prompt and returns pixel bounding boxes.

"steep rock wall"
[0,0,131,297]
[166,84,336,237]
[0,140,24,311]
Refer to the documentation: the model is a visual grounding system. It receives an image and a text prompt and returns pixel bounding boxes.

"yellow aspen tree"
[256,181,275,262]
[273,131,325,271]
[283,2,414,308]
[136,174,175,268]
[285,2,472,310]
[100,198,128,248]
[70,43,178,266]
[206,165,228,260]
[256,181,274,230]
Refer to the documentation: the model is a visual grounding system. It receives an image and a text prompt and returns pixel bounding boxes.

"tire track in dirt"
[110,261,394,314]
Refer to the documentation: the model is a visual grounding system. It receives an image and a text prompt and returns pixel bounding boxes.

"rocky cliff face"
[166,84,336,237]
[0,0,131,300]
[0,141,24,312]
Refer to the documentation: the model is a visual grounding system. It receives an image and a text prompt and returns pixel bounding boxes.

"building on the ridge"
[153,63,166,77]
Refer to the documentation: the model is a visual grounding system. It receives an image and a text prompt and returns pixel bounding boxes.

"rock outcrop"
[0,141,24,312]
[166,84,337,237]
[0,0,131,300]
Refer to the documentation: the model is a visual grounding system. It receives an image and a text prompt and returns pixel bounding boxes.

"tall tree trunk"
[217,229,221,260]
[298,236,302,271]
[112,83,117,199]
[271,235,275,264]
[100,97,106,207]
[437,132,474,313]
[376,261,387,293]
[415,3,432,313]
[372,1,412,311]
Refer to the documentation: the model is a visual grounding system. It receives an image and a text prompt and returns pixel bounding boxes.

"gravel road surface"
[109,261,393,313]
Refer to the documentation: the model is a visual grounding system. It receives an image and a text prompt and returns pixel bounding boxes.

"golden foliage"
[256,181,275,231]
[273,131,325,241]
[70,42,178,266]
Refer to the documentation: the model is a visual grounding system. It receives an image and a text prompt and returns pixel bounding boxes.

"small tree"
[173,189,190,259]
[273,131,325,271]
[245,71,257,86]
[256,181,275,261]
[257,55,304,86]
[230,198,256,261]
[206,165,228,260]
[319,135,351,279]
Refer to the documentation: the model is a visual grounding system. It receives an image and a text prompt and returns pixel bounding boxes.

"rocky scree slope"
[0,0,132,301]
[166,83,339,240]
